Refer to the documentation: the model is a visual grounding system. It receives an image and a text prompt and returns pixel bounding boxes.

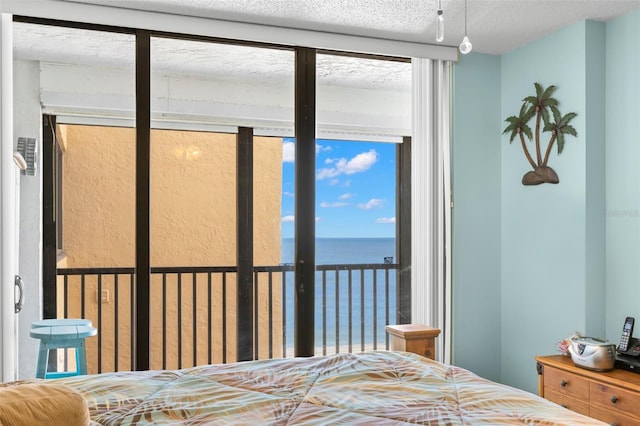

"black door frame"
[42,114,57,321]
[294,47,316,357]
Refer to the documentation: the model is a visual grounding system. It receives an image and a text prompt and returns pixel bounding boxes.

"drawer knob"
[560,380,568,387]
[611,395,618,404]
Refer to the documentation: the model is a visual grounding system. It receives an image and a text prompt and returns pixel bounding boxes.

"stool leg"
[76,340,88,375]
[75,347,81,373]
[35,342,48,379]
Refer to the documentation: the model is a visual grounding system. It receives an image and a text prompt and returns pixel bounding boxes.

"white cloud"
[283,191,294,197]
[316,144,331,154]
[358,198,385,210]
[316,149,377,180]
[282,142,295,163]
[339,193,355,200]
[376,217,396,224]
[320,201,349,208]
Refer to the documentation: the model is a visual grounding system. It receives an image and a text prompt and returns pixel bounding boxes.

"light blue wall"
[584,21,606,338]
[501,20,607,392]
[453,20,608,393]
[500,21,606,393]
[451,53,502,382]
[605,8,640,339]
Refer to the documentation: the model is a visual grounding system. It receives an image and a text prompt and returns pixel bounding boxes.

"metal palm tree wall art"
[503,83,577,185]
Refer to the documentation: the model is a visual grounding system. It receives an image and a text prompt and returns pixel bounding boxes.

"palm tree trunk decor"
[503,82,577,185]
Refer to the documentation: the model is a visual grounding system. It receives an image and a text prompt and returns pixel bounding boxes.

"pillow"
[0,382,90,426]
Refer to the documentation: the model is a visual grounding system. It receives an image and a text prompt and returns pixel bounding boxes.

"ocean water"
[281,237,396,265]
[280,238,398,352]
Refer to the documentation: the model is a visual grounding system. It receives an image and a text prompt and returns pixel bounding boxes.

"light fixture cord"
[464,0,468,35]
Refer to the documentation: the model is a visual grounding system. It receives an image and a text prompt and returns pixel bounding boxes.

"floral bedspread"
[55,350,605,425]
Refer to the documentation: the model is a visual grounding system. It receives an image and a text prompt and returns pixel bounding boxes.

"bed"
[2,350,605,425]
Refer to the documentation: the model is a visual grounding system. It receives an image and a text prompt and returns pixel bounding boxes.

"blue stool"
[30,319,93,377]
[30,324,97,379]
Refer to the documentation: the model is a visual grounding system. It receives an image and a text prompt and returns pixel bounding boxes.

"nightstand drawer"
[544,365,590,399]
[590,406,640,426]
[590,382,640,418]
[543,387,590,416]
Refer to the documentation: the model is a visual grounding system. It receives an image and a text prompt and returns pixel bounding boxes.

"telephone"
[617,316,640,357]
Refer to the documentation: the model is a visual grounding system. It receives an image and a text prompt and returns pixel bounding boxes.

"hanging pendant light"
[459,0,472,54]
[435,0,444,42]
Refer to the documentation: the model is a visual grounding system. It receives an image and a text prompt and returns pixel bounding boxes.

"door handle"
[14,275,24,313]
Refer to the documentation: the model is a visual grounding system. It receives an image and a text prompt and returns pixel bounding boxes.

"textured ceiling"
[61,0,640,55]
[13,22,413,89]
[12,0,640,95]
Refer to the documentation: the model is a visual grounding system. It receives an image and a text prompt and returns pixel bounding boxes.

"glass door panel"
[252,136,295,359]
[58,124,136,373]
[14,22,136,373]
[148,128,236,369]
[150,37,293,367]
[315,53,411,355]
[278,138,296,357]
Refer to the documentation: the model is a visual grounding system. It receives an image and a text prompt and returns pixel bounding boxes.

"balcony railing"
[56,263,399,374]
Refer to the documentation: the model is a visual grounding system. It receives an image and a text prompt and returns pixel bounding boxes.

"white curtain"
[411,58,452,363]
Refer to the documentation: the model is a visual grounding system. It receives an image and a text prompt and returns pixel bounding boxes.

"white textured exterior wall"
[14,60,42,379]
[0,13,16,382]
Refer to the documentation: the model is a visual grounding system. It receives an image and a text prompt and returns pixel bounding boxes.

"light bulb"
[459,36,472,54]
[436,10,444,43]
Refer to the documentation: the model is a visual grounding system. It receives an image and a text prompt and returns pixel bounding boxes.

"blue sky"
[280,139,396,239]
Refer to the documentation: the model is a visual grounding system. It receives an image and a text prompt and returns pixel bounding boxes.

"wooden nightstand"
[385,324,440,360]
[537,355,640,425]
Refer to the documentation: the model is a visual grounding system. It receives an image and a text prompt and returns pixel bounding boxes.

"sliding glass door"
[30,17,412,372]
